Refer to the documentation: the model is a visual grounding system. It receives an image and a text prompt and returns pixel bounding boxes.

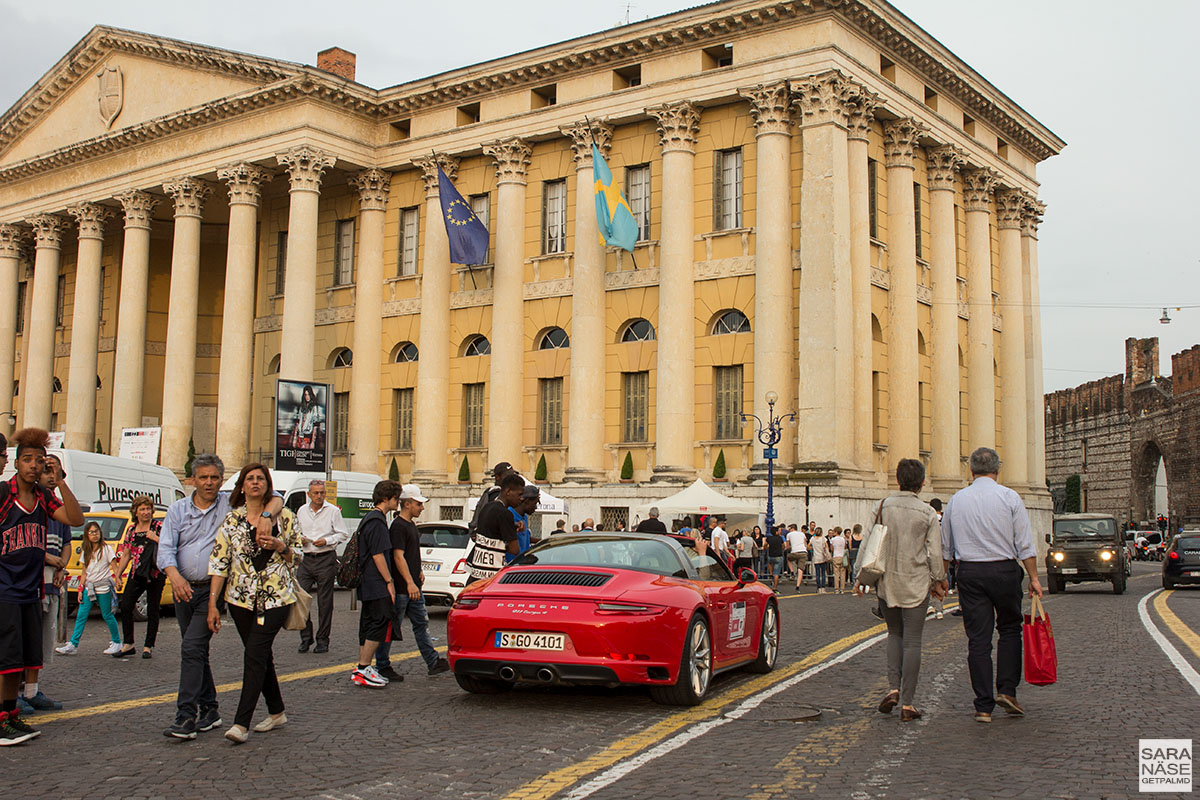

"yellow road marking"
[1154,590,1200,662]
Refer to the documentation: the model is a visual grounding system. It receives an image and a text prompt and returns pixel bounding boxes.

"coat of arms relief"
[96,65,123,128]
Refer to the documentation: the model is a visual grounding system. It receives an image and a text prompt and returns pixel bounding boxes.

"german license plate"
[422,561,440,572]
[1061,568,1078,574]
[495,631,565,650]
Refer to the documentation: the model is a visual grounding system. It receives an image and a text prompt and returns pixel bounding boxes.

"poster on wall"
[118,427,162,465]
[275,379,330,472]
[47,432,66,449]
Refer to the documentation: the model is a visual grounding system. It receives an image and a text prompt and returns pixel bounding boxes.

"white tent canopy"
[634,479,762,517]
[466,477,569,515]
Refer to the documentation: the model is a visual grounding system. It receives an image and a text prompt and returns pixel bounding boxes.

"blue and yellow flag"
[592,144,638,253]
[437,166,489,266]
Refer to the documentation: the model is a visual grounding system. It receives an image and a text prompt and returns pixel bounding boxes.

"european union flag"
[437,166,489,266]
[592,144,638,253]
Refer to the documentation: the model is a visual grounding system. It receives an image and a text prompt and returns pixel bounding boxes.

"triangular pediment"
[0,26,304,167]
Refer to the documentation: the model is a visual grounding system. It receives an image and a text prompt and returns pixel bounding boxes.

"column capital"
[647,101,701,154]
[883,117,928,169]
[413,153,462,195]
[481,139,531,185]
[560,120,613,167]
[846,87,881,142]
[791,70,855,129]
[962,167,999,212]
[163,177,212,219]
[350,168,392,211]
[66,202,112,240]
[27,214,69,249]
[739,81,792,136]
[276,145,336,193]
[1021,195,1045,239]
[0,224,28,258]
[996,188,1026,230]
[116,190,158,230]
[217,162,272,207]
[927,144,966,191]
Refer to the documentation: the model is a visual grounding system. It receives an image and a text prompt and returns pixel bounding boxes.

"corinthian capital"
[218,163,272,207]
[1021,195,1045,239]
[27,214,69,249]
[791,70,855,129]
[926,145,965,192]
[647,101,701,154]
[481,139,531,186]
[883,118,928,169]
[962,168,999,212]
[276,145,336,193]
[411,153,461,196]
[163,177,212,219]
[350,168,392,212]
[116,190,158,230]
[996,189,1026,230]
[0,224,27,259]
[846,87,881,142]
[67,202,112,241]
[739,82,792,136]
[561,120,614,167]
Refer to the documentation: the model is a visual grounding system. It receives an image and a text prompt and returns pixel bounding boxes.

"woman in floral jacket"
[207,463,303,744]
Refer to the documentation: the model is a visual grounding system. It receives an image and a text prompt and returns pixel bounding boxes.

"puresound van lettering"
[97,480,163,506]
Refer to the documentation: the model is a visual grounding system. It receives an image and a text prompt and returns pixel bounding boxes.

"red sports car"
[447,532,779,705]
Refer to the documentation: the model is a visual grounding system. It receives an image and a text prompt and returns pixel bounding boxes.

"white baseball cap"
[400,484,428,503]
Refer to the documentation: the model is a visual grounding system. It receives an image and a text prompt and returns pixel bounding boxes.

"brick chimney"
[317,47,356,81]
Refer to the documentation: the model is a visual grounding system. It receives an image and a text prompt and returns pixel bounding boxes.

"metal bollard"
[57,592,69,643]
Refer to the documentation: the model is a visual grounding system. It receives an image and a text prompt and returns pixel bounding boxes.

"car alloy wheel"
[688,619,712,698]
[760,604,779,667]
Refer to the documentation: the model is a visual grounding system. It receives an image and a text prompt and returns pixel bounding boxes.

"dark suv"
[1045,513,1131,595]
[1162,533,1200,589]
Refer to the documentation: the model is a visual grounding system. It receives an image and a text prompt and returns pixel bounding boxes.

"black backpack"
[336,531,363,589]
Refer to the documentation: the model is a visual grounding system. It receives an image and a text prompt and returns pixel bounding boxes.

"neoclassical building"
[0,0,1062,528]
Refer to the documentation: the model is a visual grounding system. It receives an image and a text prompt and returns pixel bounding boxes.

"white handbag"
[856,501,889,587]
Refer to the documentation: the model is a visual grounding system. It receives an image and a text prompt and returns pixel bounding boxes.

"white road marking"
[560,630,889,800]
[1137,589,1200,696]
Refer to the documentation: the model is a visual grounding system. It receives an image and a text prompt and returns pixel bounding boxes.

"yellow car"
[65,510,173,620]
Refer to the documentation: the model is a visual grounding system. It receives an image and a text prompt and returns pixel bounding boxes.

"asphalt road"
[7,562,1197,800]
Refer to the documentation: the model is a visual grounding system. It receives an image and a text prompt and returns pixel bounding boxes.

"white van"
[3,447,186,511]
[219,469,384,538]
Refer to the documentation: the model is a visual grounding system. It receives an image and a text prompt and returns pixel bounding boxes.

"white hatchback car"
[417,520,472,607]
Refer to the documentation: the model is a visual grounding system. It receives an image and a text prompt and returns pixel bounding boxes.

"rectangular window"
[332,391,350,453]
[55,275,66,327]
[334,219,355,285]
[626,165,651,241]
[463,383,485,448]
[275,231,288,295]
[713,365,744,440]
[867,159,879,239]
[600,506,629,531]
[539,377,563,445]
[622,371,649,443]
[394,387,414,450]
[439,505,463,521]
[913,181,923,260]
[15,281,25,334]
[469,193,490,263]
[713,148,743,230]
[542,180,566,254]
[398,207,419,276]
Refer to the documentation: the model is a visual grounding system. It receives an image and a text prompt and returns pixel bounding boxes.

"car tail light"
[453,596,481,609]
[1169,551,1180,560]
[596,602,663,615]
[452,559,468,575]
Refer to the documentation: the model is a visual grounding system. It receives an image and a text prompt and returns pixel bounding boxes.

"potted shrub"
[712,449,727,482]
[457,455,471,483]
[620,451,634,483]
[388,457,400,482]
[534,454,549,483]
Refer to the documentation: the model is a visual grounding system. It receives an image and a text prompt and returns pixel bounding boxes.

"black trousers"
[956,560,1024,713]
[228,604,290,729]
[120,573,166,648]
[173,582,218,723]
[297,551,337,648]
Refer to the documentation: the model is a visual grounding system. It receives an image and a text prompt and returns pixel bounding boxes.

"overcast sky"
[1,0,1196,393]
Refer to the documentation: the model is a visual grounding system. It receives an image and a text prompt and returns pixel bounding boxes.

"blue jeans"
[375,592,438,671]
[70,590,120,646]
[174,582,218,723]
[815,562,829,589]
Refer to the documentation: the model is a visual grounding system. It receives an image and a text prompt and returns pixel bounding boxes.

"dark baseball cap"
[492,461,514,475]
[521,485,541,500]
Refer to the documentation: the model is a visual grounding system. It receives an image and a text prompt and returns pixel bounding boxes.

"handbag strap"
[1030,595,1046,620]
[873,499,885,527]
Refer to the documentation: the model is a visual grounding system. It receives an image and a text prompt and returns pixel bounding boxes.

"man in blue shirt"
[507,485,540,562]
[157,454,282,740]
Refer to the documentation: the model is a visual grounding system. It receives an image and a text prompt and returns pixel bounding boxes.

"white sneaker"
[55,642,77,655]
[351,666,388,688]
[927,606,936,615]
[103,641,122,655]
[936,611,944,620]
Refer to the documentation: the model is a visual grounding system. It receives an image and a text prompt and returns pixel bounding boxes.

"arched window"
[330,348,353,369]
[52,377,63,394]
[463,335,491,357]
[538,327,570,350]
[393,342,419,363]
[621,318,656,343]
[871,315,884,343]
[266,354,281,375]
[712,309,750,335]
[917,331,928,356]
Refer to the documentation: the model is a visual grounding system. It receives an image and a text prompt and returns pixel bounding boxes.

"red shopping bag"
[1023,595,1057,686]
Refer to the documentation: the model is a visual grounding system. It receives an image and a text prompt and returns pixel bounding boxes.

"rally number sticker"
[729,601,747,640]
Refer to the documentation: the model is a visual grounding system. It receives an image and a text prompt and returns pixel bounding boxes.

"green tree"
[713,449,727,479]
[388,457,400,482]
[1064,474,1081,513]
[458,455,471,482]
[620,451,634,481]
[95,438,103,454]
[534,454,548,481]
[184,437,196,477]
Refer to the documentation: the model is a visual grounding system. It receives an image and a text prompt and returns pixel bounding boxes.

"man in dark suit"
[634,507,667,534]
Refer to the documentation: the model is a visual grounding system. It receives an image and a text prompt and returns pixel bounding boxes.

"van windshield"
[1053,519,1115,539]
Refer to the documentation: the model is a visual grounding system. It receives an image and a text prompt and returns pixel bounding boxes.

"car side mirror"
[1044,534,1051,544]
[736,567,757,587]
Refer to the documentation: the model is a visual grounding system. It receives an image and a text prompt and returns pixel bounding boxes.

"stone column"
[110,191,157,446]
[215,163,271,472]
[882,118,928,470]
[561,122,611,483]
[1022,197,1047,487]
[64,203,111,450]
[846,88,880,473]
[927,145,966,489]
[741,82,796,474]
[160,178,211,472]
[411,153,461,483]
[22,214,69,430]
[277,146,335,381]
[793,71,855,472]
[0,225,25,436]
[963,167,998,450]
[646,101,701,481]
[347,168,390,473]
[996,188,1028,487]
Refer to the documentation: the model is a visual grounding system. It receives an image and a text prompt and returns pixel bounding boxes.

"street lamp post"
[741,391,795,535]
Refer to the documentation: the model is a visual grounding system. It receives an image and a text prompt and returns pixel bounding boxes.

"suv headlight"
[1100,550,1113,561]
[1052,552,1065,562]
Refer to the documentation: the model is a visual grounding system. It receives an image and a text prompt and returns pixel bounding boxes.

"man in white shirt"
[710,519,730,559]
[296,480,350,654]
[784,526,809,589]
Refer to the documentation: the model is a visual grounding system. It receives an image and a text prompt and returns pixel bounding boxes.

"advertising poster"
[118,427,162,465]
[275,380,330,472]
